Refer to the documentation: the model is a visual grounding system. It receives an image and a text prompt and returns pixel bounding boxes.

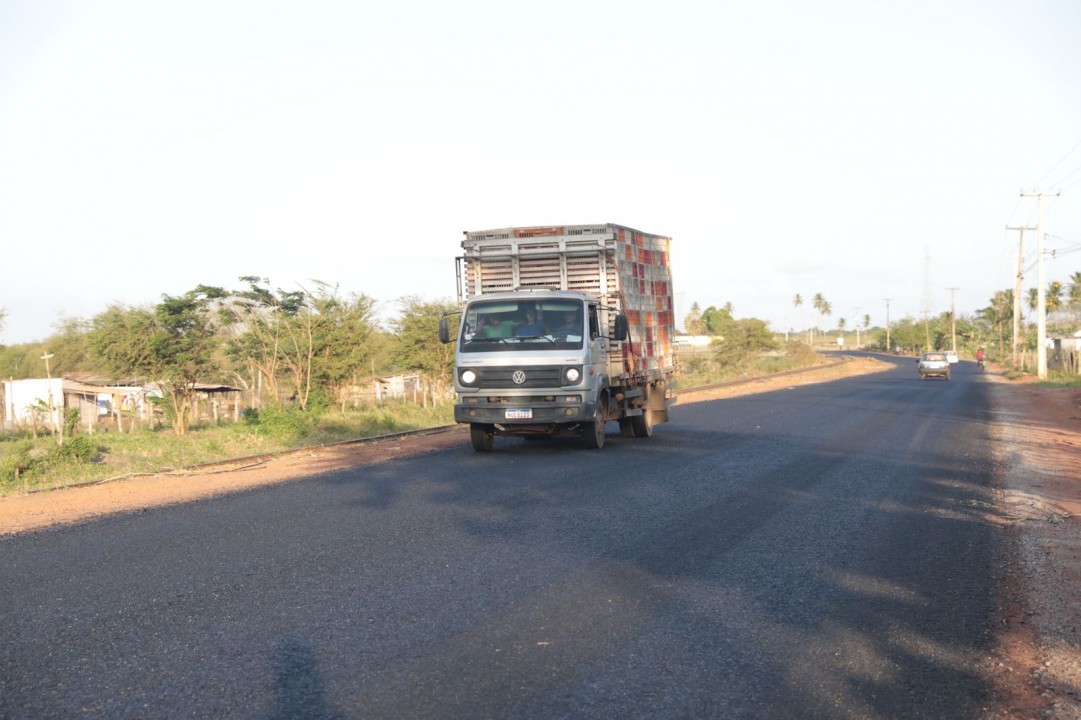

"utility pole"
[1006,225,1035,370]
[945,287,959,352]
[884,299,892,352]
[1021,190,1061,379]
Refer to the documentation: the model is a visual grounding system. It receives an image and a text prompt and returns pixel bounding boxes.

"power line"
[1034,134,1081,187]
[1050,161,1081,189]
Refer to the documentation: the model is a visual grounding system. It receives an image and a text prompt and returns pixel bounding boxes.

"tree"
[89,288,223,435]
[390,296,457,389]
[710,317,778,368]
[275,281,336,412]
[812,294,832,339]
[700,305,735,336]
[1068,271,1081,310]
[311,290,380,411]
[978,290,1013,358]
[793,294,805,337]
[683,302,705,335]
[1046,280,1065,313]
[45,317,94,376]
[220,276,306,407]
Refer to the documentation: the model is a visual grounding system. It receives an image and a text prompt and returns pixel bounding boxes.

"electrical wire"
[1051,161,1081,189]
[1035,134,1081,187]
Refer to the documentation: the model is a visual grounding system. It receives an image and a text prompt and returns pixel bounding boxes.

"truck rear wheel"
[632,386,655,437]
[470,424,495,452]
[632,408,654,437]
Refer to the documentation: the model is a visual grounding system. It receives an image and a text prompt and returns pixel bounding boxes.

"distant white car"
[919,352,952,381]
[946,351,959,364]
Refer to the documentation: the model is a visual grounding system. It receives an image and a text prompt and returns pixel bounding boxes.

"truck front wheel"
[470,423,495,452]
[583,419,606,449]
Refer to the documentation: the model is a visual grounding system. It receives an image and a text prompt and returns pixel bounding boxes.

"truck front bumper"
[454,395,596,426]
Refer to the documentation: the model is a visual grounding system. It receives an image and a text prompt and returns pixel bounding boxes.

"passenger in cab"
[515,309,545,337]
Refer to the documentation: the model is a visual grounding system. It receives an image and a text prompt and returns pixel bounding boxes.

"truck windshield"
[461,299,585,353]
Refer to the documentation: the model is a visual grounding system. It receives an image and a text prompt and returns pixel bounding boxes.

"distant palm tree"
[1068,271,1081,309]
[980,290,1013,357]
[793,294,806,342]
[816,297,832,334]
[1046,280,1064,312]
[1025,283,1065,315]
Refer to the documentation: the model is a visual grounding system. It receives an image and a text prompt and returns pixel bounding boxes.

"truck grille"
[474,366,563,389]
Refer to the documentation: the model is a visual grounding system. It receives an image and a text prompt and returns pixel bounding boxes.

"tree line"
[0,278,456,435]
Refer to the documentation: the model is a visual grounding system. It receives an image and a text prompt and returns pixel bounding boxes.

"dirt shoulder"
[2,356,1078,716]
[985,372,1081,719]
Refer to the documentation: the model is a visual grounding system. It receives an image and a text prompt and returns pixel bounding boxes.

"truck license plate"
[505,409,532,419]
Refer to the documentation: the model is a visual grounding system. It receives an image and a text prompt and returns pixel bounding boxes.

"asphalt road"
[0,355,1001,719]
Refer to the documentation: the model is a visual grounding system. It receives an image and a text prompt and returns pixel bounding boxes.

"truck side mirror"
[614,314,629,341]
[438,316,452,344]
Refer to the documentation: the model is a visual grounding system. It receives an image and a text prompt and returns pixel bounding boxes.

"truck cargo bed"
[457,224,675,373]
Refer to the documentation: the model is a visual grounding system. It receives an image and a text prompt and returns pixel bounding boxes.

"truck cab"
[443,291,626,450]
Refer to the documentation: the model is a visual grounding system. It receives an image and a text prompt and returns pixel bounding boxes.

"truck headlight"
[563,366,581,384]
[460,369,477,385]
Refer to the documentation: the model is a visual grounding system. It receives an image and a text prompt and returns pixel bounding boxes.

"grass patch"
[679,342,829,388]
[0,401,455,496]
[1033,371,1081,388]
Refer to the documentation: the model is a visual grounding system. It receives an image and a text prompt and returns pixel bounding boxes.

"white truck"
[439,223,678,450]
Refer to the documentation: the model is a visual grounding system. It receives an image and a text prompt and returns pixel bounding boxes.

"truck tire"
[631,386,654,438]
[582,419,606,449]
[470,424,495,452]
[632,408,654,437]
[619,418,635,438]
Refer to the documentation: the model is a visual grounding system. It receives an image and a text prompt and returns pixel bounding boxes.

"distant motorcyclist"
[975,348,985,370]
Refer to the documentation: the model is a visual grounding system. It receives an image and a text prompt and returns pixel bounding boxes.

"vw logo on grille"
[511,370,527,385]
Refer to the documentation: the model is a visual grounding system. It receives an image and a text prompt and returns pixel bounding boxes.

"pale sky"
[2,0,1080,345]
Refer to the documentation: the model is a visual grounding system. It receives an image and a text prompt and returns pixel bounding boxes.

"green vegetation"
[1,401,455,496]
[680,300,825,386]
[1033,371,1081,388]
[859,272,1080,376]
[0,277,461,495]
[679,340,826,388]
